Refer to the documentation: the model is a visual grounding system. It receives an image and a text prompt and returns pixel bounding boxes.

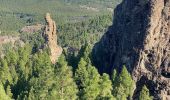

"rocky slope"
[92,0,170,99]
[0,36,20,45]
[20,24,44,33]
[44,13,62,64]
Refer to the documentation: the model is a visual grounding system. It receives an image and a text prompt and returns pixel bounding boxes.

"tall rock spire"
[92,0,170,99]
[44,13,62,64]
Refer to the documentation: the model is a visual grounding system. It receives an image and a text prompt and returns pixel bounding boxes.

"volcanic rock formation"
[44,13,62,64]
[92,0,170,99]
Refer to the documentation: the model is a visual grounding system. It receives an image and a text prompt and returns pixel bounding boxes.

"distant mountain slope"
[63,0,121,8]
[0,0,121,35]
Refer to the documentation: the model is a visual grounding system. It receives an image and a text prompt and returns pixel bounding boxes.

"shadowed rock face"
[44,13,62,64]
[92,0,170,99]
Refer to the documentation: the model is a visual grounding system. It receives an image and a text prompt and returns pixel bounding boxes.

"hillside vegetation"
[0,0,121,35]
[0,0,156,100]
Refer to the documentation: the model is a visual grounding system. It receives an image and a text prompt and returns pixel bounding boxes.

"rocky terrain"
[20,24,44,33]
[92,0,170,99]
[0,36,20,45]
[44,13,62,64]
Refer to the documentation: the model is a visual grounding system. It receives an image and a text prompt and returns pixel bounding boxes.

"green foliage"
[112,66,135,100]
[58,15,112,49]
[6,85,13,98]
[0,0,121,35]
[112,69,117,83]
[0,1,141,99]
[5,49,19,66]
[17,45,32,79]
[0,28,78,99]
[75,57,115,100]
[0,7,154,98]
[75,58,100,100]
[77,43,92,64]
[20,32,46,53]
[65,43,93,72]
[50,55,78,100]
[139,85,153,100]
[97,73,114,100]
[0,59,12,84]
[28,51,54,99]
[64,0,122,9]
[0,82,11,100]
[0,40,153,100]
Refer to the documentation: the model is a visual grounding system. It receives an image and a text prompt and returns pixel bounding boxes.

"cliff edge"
[92,0,170,99]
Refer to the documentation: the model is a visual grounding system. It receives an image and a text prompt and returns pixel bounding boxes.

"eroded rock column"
[44,13,62,64]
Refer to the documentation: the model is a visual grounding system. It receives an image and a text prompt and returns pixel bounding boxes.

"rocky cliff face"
[92,0,170,99]
[44,13,62,64]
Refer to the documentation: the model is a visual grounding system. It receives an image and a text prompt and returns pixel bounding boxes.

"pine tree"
[27,87,36,100]
[28,51,55,99]
[114,84,127,100]
[51,55,78,100]
[5,49,18,66]
[77,43,92,64]
[97,73,114,100]
[0,59,12,84]
[0,82,11,100]
[139,85,153,100]
[6,85,13,98]
[113,66,135,99]
[4,50,19,85]
[17,45,32,79]
[112,69,117,83]
[17,90,29,100]
[75,58,100,100]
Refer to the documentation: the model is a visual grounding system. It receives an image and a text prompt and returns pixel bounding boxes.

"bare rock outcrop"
[44,13,62,64]
[20,24,44,33]
[0,36,20,45]
[92,0,170,99]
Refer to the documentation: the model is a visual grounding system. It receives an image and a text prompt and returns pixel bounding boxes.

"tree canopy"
[139,85,153,100]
